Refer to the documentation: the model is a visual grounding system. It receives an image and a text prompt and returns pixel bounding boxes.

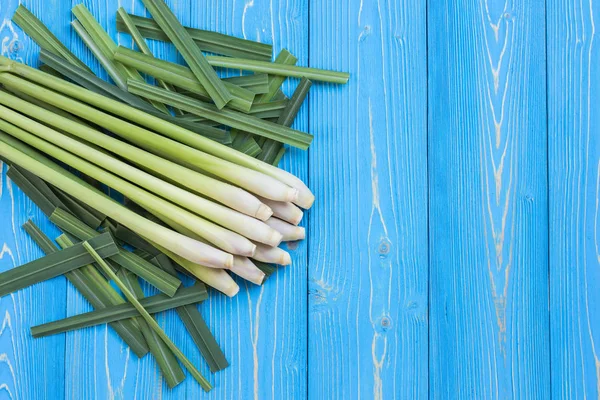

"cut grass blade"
[7,165,57,217]
[140,0,231,109]
[206,55,350,84]
[115,224,161,257]
[118,268,186,388]
[51,187,104,229]
[150,254,228,372]
[254,261,277,281]
[21,223,152,358]
[224,74,269,94]
[83,242,213,391]
[116,7,184,117]
[115,12,271,61]
[127,79,313,150]
[114,46,254,112]
[259,77,312,164]
[30,282,207,336]
[12,5,91,72]
[0,58,315,208]
[231,132,261,157]
[254,49,297,104]
[50,208,183,296]
[0,85,269,218]
[0,232,118,298]
[71,4,170,114]
[39,50,231,144]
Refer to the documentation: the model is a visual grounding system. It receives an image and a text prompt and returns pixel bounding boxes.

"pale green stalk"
[0,136,228,267]
[0,59,315,208]
[256,196,303,225]
[0,87,271,220]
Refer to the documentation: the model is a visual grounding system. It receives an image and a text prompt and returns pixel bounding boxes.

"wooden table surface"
[0,0,598,399]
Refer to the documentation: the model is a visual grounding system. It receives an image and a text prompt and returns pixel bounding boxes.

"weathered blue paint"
[0,0,598,399]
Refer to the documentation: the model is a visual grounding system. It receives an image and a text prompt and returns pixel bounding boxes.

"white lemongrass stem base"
[230,257,265,285]
[0,136,225,266]
[264,217,305,242]
[252,243,292,266]
[256,196,304,225]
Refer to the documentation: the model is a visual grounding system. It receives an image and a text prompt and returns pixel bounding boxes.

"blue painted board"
[547,1,600,399]
[308,0,429,399]
[428,1,550,398]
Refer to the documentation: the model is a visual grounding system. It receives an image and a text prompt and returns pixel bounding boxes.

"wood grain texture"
[308,0,428,399]
[547,1,600,399]
[428,1,550,398]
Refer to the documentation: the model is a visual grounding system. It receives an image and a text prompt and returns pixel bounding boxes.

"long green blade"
[127,79,313,149]
[50,208,181,297]
[39,50,231,144]
[116,12,272,61]
[118,268,186,388]
[224,74,269,94]
[205,55,350,84]
[82,242,212,391]
[0,232,117,297]
[11,5,90,72]
[7,166,57,217]
[115,224,161,257]
[114,46,254,112]
[151,254,228,372]
[71,4,170,114]
[259,77,313,164]
[23,221,149,357]
[51,187,104,229]
[254,49,297,104]
[140,0,231,109]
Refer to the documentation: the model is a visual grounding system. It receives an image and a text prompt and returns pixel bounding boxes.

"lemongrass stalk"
[231,256,265,285]
[150,240,239,297]
[82,242,213,392]
[264,217,305,241]
[0,112,254,258]
[0,75,298,203]
[252,243,292,266]
[256,196,303,225]
[0,59,315,207]
[0,135,231,267]
[0,88,271,220]
[1,101,279,244]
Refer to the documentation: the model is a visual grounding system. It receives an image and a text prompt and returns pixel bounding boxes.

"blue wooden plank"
[0,1,68,398]
[308,0,428,399]
[428,1,550,398]
[0,0,308,398]
[547,1,600,399]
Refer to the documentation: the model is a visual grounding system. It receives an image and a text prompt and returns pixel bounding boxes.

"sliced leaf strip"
[116,12,272,61]
[0,232,118,298]
[7,166,56,217]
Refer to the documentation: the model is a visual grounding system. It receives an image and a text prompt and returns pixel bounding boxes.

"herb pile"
[0,1,348,391]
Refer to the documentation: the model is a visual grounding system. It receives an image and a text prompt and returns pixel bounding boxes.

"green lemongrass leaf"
[7,166,57,217]
[114,47,254,112]
[12,5,90,71]
[12,165,67,210]
[231,132,261,157]
[127,79,313,150]
[40,50,231,143]
[184,99,287,125]
[0,59,315,208]
[116,12,272,61]
[118,268,186,388]
[254,49,297,104]
[0,232,117,297]
[223,74,269,94]
[22,220,57,254]
[0,132,221,267]
[30,283,207,337]
[71,5,169,114]
[51,187,104,229]
[83,242,212,391]
[140,0,231,110]
[52,231,150,357]
[272,147,286,166]
[115,224,161,257]
[150,254,228,372]
[259,77,312,164]
[254,261,277,280]
[38,64,64,78]
[206,55,349,84]
[50,208,182,296]
[116,7,184,117]
[0,89,264,219]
